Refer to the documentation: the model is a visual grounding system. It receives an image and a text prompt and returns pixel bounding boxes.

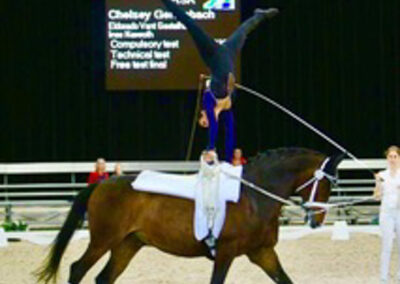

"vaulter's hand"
[199,111,209,128]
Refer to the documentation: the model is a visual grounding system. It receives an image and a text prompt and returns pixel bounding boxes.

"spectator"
[374,145,400,283]
[232,148,247,166]
[113,163,124,177]
[87,158,109,184]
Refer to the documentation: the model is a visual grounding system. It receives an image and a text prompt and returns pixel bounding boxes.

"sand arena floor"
[1,232,398,284]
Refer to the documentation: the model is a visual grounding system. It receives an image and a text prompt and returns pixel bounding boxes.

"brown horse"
[36,148,344,284]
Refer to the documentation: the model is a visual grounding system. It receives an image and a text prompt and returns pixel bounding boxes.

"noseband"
[295,158,337,209]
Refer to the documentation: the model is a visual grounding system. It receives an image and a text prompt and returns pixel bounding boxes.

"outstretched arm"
[224,8,279,58]
[161,0,219,67]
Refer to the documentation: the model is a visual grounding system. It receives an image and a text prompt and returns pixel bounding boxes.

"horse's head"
[295,153,346,228]
[244,148,345,228]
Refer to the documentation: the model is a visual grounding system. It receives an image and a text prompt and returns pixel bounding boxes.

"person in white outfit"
[374,145,400,284]
[199,150,221,256]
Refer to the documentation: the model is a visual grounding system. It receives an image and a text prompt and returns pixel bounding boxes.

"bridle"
[221,157,338,213]
[189,78,377,218]
[295,158,338,209]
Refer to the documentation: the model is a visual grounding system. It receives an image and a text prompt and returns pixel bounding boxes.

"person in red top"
[87,158,109,184]
[232,148,248,166]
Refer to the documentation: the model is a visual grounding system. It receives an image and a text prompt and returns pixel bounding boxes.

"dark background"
[2,0,399,162]
[106,0,241,91]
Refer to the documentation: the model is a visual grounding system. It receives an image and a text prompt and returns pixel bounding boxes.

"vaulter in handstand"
[161,0,279,257]
[161,0,279,163]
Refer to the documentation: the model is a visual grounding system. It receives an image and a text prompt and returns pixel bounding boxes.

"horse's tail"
[35,183,97,283]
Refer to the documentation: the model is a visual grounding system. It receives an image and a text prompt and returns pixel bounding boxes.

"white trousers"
[380,209,400,282]
[199,158,220,233]
[202,169,220,229]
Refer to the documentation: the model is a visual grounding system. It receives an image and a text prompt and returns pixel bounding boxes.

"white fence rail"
[0,159,385,227]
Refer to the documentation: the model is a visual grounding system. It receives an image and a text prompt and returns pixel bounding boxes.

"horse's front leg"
[209,249,234,284]
[247,247,293,284]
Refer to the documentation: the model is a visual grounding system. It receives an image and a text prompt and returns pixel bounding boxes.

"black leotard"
[161,0,277,98]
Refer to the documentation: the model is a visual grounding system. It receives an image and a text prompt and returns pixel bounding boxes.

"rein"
[233,83,378,211]
[222,169,298,207]
[235,83,376,177]
[221,158,336,212]
[222,158,374,217]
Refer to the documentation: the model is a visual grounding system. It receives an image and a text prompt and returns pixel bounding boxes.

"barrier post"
[0,227,7,247]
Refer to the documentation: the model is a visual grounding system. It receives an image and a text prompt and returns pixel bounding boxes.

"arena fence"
[0,160,385,228]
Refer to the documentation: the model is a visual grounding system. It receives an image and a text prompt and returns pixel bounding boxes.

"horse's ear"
[324,152,347,176]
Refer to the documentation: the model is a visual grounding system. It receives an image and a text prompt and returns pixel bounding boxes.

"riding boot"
[204,229,217,257]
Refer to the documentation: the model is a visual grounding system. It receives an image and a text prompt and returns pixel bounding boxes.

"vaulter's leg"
[161,0,219,66]
[200,148,221,257]
[220,110,235,163]
[247,247,293,284]
[202,90,219,153]
[224,8,279,58]
[95,233,144,284]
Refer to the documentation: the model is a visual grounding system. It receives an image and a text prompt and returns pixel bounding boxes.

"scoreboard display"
[106,0,241,90]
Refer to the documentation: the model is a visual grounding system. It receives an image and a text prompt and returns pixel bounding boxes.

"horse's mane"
[246,147,324,167]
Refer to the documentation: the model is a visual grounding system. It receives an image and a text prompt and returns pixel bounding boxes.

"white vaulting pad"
[132,171,198,199]
[132,162,243,241]
[131,162,243,203]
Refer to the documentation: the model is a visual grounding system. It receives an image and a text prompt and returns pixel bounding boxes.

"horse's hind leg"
[247,247,293,284]
[95,233,144,284]
[68,242,109,284]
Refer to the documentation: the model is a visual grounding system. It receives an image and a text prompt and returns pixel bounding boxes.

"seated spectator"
[87,158,109,184]
[113,163,124,177]
[232,148,247,166]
